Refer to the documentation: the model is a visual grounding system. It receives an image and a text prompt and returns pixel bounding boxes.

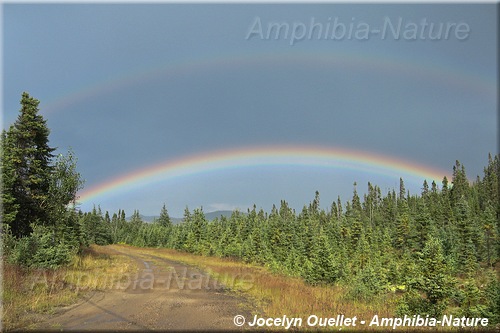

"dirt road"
[33,246,255,331]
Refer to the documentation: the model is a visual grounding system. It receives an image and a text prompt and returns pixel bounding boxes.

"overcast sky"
[3,4,497,217]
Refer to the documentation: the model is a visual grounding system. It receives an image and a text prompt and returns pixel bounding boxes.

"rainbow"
[77,145,452,204]
[43,50,489,206]
[43,50,496,116]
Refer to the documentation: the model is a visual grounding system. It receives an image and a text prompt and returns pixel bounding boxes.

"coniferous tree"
[158,203,172,228]
[481,204,498,267]
[398,237,455,317]
[2,93,56,237]
[454,197,476,267]
[421,179,429,198]
[130,209,142,224]
[451,160,469,206]
[1,131,19,230]
[418,237,455,316]
[395,192,411,251]
[413,199,433,251]
[398,177,406,203]
[348,183,363,249]
[182,206,191,223]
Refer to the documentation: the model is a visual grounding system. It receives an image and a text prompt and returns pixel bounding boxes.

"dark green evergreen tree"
[158,203,172,228]
[450,160,469,206]
[2,93,55,237]
[398,237,454,317]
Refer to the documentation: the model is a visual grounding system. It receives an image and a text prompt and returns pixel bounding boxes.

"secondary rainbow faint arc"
[43,50,496,116]
[77,145,451,204]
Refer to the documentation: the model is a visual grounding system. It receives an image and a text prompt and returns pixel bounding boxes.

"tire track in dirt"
[32,246,255,331]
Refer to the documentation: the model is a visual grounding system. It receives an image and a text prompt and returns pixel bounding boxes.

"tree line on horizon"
[2,93,499,324]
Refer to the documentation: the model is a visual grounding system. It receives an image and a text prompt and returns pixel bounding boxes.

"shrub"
[345,266,387,301]
[9,225,75,269]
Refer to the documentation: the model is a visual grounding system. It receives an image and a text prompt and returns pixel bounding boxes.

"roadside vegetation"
[2,245,137,330]
[2,92,499,330]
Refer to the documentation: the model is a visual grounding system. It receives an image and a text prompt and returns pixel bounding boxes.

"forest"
[2,93,499,326]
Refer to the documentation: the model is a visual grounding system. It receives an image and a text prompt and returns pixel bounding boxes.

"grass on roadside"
[2,245,138,331]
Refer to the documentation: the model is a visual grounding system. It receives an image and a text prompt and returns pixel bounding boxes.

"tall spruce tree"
[158,203,172,228]
[2,93,55,237]
[450,160,469,206]
[418,237,455,316]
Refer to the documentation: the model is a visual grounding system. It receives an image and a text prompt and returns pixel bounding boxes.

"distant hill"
[204,210,234,220]
[126,214,183,224]
[135,215,158,223]
[131,210,239,224]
